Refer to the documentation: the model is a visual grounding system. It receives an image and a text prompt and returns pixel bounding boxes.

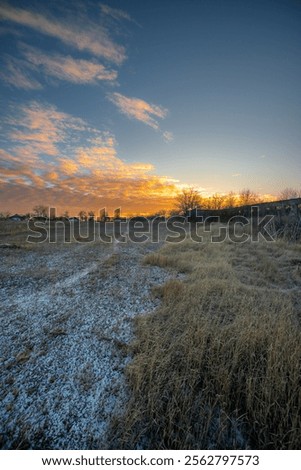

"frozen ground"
[0,239,176,449]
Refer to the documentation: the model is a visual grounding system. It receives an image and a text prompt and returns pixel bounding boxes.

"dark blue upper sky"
[0,0,300,213]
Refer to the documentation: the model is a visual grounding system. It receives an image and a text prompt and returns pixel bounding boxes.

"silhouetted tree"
[238,189,259,206]
[279,188,300,200]
[32,205,48,217]
[174,187,202,216]
[210,193,225,210]
[224,191,237,208]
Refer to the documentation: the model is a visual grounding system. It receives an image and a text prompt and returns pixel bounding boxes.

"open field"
[1,220,301,449]
[0,222,178,449]
[109,231,301,449]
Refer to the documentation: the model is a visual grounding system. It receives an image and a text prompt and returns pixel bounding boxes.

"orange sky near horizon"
[0,2,300,216]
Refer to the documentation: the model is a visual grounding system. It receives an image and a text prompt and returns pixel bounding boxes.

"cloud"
[22,46,118,84]
[0,144,179,214]
[0,56,42,89]
[108,93,173,141]
[100,4,133,23]
[8,101,86,157]
[0,3,126,64]
[162,131,174,143]
[108,92,168,130]
[59,159,79,175]
[232,173,241,177]
[0,101,179,215]
[100,3,141,28]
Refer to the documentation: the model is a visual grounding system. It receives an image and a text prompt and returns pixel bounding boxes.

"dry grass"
[0,220,32,247]
[268,214,301,242]
[110,233,301,449]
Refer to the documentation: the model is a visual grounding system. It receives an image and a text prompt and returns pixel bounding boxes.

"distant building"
[9,214,24,222]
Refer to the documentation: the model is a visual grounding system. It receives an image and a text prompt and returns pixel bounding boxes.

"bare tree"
[32,205,48,218]
[209,193,225,210]
[224,191,238,208]
[238,189,259,206]
[279,188,300,200]
[200,198,211,210]
[174,187,202,215]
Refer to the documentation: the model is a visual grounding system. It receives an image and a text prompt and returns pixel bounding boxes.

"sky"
[0,0,300,216]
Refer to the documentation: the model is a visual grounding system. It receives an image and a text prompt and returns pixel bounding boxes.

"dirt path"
[0,241,174,449]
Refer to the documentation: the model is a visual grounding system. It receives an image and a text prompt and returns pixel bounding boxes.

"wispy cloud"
[162,131,174,143]
[0,3,126,64]
[232,173,241,177]
[0,56,42,89]
[22,46,118,84]
[100,3,141,28]
[108,92,168,130]
[8,101,86,157]
[100,4,133,23]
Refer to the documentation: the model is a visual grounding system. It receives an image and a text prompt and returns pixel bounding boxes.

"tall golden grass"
[110,233,301,449]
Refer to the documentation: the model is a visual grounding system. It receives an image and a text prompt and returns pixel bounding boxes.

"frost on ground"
[0,240,176,449]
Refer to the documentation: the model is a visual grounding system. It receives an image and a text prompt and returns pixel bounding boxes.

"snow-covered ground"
[0,240,175,449]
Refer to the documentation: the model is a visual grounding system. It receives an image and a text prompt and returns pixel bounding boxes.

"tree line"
[0,187,300,220]
[174,187,301,216]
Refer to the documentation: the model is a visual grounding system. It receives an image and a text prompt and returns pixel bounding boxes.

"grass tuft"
[110,236,301,449]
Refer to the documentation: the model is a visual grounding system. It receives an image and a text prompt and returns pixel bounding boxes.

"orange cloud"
[22,46,118,84]
[76,146,118,170]
[59,159,79,175]
[0,179,178,216]
[0,3,126,64]
[9,102,86,157]
[129,163,155,172]
[0,102,180,215]
[108,92,168,130]
[2,147,180,213]
[45,171,59,181]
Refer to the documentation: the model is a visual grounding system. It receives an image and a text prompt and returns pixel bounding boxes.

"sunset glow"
[0,1,300,216]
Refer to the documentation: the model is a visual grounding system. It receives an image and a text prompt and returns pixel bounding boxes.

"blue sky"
[0,0,300,215]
